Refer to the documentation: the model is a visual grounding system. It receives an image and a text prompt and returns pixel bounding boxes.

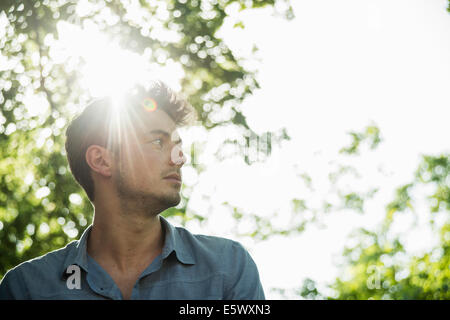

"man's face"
[112,108,186,213]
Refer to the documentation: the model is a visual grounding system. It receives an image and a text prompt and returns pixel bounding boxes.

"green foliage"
[339,123,382,155]
[416,155,450,213]
[292,118,449,299]
[299,278,323,300]
[313,153,450,300]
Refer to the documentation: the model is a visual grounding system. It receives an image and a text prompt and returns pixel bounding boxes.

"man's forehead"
[134,109,178,137]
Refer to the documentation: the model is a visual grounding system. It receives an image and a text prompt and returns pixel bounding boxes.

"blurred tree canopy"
[0,0,294,278]
[296,150,450,300]
[328,154,450,299]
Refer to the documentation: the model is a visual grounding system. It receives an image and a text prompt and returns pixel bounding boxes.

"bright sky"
[22,0,450,299]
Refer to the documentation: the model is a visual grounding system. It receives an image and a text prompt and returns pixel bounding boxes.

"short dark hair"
[65,81,196,202]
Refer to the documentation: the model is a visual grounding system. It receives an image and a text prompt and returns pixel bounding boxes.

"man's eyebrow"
[147,129,182,143]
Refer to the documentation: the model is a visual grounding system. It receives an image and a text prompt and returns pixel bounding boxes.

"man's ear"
[85,145,113,177]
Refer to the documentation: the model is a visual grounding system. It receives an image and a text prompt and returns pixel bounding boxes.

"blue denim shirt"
[0,216,265,300]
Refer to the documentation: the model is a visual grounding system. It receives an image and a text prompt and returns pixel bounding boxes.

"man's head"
[65,81,196,213]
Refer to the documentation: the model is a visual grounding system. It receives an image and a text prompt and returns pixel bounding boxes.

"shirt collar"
[159,215,196,265]
[61,225,91,280]
[61,215,195,279]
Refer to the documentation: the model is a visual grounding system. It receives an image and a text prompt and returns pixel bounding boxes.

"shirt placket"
[130,254,164,299]
[86,255,123,300]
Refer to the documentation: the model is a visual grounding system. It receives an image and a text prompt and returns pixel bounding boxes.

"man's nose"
[170,144,186,166]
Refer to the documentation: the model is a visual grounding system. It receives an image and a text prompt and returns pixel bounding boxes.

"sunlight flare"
[55,21,183,99]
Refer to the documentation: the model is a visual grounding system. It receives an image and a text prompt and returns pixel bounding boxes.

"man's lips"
[164,174,181,182]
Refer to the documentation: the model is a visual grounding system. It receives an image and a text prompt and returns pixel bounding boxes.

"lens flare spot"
[142,97,157,112]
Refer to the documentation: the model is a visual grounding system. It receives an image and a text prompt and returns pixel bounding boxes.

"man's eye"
[151,139,163,146]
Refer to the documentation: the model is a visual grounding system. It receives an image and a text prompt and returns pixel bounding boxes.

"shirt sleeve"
[0,267,29,300]
[224,241,265,300]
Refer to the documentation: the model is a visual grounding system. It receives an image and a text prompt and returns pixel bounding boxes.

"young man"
[0,81,265,300]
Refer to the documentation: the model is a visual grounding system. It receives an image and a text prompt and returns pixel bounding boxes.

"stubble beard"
[115,167,181,216]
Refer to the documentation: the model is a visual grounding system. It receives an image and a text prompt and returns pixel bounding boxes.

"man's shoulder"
[0,240,79,299]
[173,225,248,258]
[4,240,77,277]
[172,225,265,300]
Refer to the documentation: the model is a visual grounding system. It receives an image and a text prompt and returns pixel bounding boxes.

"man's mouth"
[164,173,182,184]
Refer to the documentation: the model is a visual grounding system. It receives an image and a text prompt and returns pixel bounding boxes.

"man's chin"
[150,190,181,210]
[162,193,181,208]
[141,194,181,216]
[117,187,181,211]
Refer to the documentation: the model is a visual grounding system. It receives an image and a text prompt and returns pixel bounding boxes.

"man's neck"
[87,198,165,274]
